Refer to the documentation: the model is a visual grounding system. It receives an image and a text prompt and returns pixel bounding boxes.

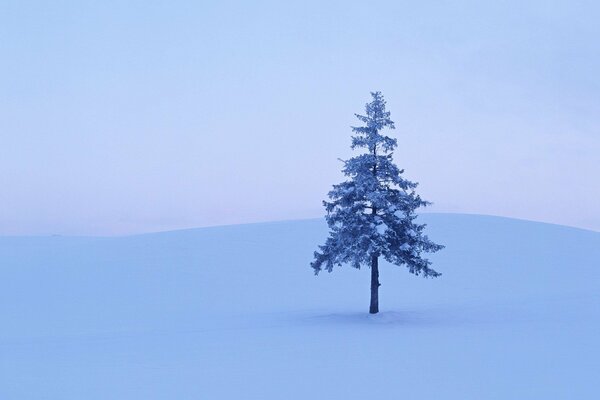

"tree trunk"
[370,142,380,314]
[370,255,380,314]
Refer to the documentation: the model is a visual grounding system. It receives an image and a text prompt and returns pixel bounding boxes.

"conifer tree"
[311,92,443,314]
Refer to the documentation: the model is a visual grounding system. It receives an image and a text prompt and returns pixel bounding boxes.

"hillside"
[1,213,599,399]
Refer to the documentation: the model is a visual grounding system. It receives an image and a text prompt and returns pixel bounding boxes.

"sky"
[1,0,599,235]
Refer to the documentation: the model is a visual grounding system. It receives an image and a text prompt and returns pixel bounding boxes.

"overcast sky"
[1,0,599,235]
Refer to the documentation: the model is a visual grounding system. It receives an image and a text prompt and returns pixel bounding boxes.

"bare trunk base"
[370,255,380,314]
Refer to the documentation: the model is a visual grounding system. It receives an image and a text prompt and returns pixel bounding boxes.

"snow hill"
[1,213,599,399]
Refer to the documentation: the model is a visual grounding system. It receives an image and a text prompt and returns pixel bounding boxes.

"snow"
[1,213,599,399]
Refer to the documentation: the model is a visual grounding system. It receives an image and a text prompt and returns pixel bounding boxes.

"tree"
[311,92,444,314]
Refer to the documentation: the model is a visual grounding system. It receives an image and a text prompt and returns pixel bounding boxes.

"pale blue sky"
[1,0,599,235]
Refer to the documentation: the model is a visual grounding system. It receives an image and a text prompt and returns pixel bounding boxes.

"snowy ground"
[1,213,599,399]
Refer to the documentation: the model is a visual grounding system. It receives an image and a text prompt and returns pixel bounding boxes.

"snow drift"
[1,213,599,399]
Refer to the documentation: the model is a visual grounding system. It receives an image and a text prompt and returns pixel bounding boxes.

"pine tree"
[311,92,444,314]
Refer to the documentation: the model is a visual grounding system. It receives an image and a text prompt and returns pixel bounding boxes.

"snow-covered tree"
[311,92,443,314]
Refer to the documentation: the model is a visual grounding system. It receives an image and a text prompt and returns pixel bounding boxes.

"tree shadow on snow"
[300,304,534,328]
